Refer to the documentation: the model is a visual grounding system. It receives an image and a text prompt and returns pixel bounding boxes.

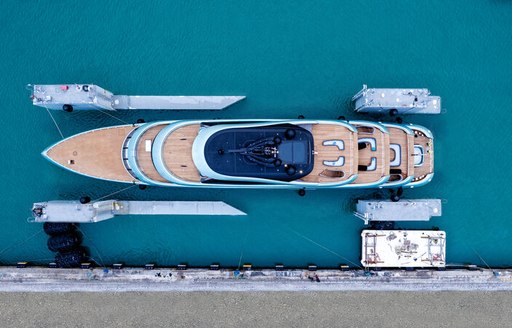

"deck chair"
[413,145,424,166]
[323,156,345,167]
[358,137,376,151]
[389,144,401,167]
[322,140,344,150]
[358,158,377,171]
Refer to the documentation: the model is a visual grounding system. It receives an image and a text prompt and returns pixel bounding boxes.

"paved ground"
[1,291,511,327]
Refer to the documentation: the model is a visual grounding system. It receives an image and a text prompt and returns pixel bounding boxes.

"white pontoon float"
[30,200,246,223]
[354,199,442,225]
[30,84,245,111]
[352,84,441,115]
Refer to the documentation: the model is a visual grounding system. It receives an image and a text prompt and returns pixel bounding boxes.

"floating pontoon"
[352,84,441,115]
[354,199,442,224]
[30,84,245,111]
[30,200,246,223]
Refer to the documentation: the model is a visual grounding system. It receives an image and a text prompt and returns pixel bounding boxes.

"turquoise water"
[1,1,511,267]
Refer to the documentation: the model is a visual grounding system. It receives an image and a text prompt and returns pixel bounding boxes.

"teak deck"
[388,127,415,181]
[413,132,434,177]
[302,124,358,183]
[46,121,434,187]
[46,125,137,182]
[136,124,168,182]
[162,124,201,182]
[353,126,390,184]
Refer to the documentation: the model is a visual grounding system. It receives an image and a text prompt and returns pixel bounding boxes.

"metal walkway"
[30,84,245,111]
[31,200,246,223]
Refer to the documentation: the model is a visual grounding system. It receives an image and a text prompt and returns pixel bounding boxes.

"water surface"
[0,0,511,267]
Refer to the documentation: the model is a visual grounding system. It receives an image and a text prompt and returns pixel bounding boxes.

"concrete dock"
[1,266,511,292]
[1,266,511,326]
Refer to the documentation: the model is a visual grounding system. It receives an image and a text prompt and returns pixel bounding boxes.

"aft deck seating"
[358,137,376,151]
[367,157,377,171]
[322,140,344,150]
[302,124,356,183]
[357,158,377,171]
[321,139,345,167]
[358,137,377,172]
[389,144,401,167]
[323,156,345,167]
[413,145,424,166]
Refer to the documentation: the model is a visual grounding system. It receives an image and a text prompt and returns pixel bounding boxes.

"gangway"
[30,84,245,111]
[30,200,246,223]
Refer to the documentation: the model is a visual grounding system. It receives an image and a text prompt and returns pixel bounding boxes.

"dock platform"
[30,84,245,111]
[31,199,246,223]
[354,199,442,224]
[352,84,441,114]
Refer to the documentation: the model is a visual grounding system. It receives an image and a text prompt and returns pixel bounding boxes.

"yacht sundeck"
[42,119,434,189]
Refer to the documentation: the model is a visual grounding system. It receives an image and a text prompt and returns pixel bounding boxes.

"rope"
[44,106,65,139]
[95,108,131,125]
[459,227,493,271]
[92,184,137,202]
[77,227,107,268]
[0,229,44,257]
[471,247,493,271]
[287,227,363,269]
[237,249,244,271]
[236,227,249,270]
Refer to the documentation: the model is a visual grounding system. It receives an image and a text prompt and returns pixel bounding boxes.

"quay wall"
[1,266,511,292]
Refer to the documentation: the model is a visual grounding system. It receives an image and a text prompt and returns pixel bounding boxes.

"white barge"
[361,230,446,268]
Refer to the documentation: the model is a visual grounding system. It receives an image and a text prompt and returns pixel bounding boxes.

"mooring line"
[77,227,107,268]
[0,229,44,257]
[95,108,131,125]
[92,184,137,202]
[237,227,250,270]
[286,227,363,269]
[45,106,65,139]
[471,247,493,271]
